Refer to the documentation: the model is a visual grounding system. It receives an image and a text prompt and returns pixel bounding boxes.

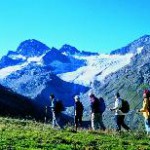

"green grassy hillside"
[0,117,150,150]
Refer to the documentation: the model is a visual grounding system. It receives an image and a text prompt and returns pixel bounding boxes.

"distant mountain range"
[0,35,150,128]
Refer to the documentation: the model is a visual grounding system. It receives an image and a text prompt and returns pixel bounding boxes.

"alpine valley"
[0,35,150,129]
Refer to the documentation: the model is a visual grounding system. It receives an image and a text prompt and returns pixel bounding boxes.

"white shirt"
[113,98,124,115]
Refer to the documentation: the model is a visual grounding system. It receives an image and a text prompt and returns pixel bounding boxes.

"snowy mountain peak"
[16,39,50,57]
[110,35,150,55]
[138,34,150,42]
[60,44,80,55]
[60,44,98,56]
[7,50,18,56]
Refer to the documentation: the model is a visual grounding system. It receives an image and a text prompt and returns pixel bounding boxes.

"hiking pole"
[45,106,47,123]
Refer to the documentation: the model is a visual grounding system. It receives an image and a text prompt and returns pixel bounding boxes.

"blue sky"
[0,0,150,57]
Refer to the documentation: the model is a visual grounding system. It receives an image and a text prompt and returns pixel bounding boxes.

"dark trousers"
[115,115,130,131]
[75,115,82,131]
[91,113,106,130]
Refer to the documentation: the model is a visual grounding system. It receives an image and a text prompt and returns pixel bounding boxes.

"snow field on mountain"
[0,55,45,79]
[58,54,133,86]
[0,63,28,79]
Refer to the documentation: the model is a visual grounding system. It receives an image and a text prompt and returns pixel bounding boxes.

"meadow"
[0,117,150,150]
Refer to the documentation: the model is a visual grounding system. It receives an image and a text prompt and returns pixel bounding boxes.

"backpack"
[120,99,130,113]
[99,97,106,113]
[54,100,65,113]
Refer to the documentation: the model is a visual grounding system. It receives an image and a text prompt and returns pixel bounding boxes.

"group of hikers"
[49,89,150,134]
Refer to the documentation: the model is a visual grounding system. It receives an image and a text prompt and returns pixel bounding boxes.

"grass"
[0,117,150,150]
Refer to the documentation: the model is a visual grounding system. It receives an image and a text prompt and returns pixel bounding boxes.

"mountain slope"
[88,43,150,129]
[110,35,150,55]
[0,40,89,108]
[0,35,150,128]
[59,54,133,86]
[0,63,89,107]
[0,84,35,118]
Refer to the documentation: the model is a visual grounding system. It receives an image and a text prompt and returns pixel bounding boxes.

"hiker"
[89,93,106,130]
[74,95,84,131]
[137,90,150,135]
[110,92,130,132]
[50,94,63,129]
